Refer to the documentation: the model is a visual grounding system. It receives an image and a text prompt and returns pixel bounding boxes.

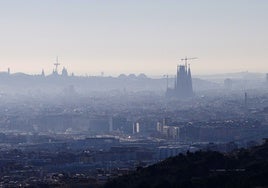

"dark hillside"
[104,140,268,188]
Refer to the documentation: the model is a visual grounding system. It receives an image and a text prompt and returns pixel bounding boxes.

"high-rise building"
[266,73,268,83]
[166,64,193,99]
[133,122,140,134]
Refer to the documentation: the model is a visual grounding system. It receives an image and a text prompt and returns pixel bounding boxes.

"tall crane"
[181,57,197,70]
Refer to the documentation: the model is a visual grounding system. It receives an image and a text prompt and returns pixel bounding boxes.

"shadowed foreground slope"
[103,140,268,188]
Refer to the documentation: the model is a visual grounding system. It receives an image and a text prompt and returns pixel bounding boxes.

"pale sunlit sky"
[0,0,267,76]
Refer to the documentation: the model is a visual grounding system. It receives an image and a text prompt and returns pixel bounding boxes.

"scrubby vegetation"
[104,140,268,188]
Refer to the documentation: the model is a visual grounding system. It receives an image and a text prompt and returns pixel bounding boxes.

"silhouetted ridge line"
[104,140,268,188]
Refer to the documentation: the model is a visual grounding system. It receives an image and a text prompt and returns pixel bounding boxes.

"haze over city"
[1,1,268,187]
[0,0,268,76]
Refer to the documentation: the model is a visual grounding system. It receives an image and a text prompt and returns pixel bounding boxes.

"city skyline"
[0,0,267,76]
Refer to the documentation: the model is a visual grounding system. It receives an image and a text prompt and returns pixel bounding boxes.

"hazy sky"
[0,0,267,76]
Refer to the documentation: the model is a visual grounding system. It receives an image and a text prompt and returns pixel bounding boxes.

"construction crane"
[54,56,60,73]
[181,57,197,70]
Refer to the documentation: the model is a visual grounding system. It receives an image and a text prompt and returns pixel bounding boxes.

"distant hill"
[192,78,220,91]
[197,72,266,82]
[0,73,219,94]
[1,71,266,95]
[103,140,268,188]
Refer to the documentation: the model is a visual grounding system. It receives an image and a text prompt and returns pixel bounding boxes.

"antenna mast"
[54,56,60,73]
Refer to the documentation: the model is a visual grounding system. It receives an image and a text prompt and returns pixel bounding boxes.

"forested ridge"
[104,140,268,188]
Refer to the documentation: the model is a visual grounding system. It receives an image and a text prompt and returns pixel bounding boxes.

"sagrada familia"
[166,64,193,99]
